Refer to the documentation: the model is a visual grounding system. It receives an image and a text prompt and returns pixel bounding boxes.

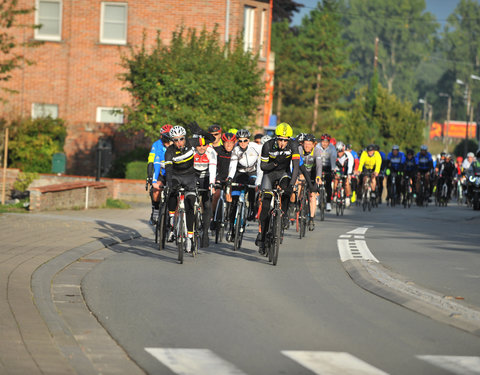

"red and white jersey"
[194,145,217,185]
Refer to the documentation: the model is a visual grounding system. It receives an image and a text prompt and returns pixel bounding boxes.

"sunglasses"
[173,137,185,142]
[211,133,221,136]
[277,138,289,142]
[238,139,249,143]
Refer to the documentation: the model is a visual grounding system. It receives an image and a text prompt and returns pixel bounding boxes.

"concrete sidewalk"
[0,203,152,374]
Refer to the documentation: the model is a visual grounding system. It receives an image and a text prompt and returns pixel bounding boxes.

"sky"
[290,0,468,28]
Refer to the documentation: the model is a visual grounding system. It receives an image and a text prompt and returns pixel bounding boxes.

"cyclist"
[374,145,387,204]
[386,145,405,205]
[255,123,300,254]
[297,133,319,230]
[436,153,456,202]
[147,124,172,225]
[193,136,217,248]
[254,133,263,145]
[356,144,382,200]
[346,144,359,203]
[164,122,215,252]
[466,149,480,201]
[462,152,475,171]
[226,129,262,241]
[315,133,337,211]
[333,141,353,207]
[415,144,434,200]
[402,148,417,204]
[208,124,223,147]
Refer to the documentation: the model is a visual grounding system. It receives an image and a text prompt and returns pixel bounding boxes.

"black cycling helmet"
[303,133,316,142]
[406,148,414,155]
[373,144,380,151]
[208,124,222,133]
[367,144,375,151]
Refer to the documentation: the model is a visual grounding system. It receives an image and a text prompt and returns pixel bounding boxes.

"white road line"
[339,234,352,238]
[145,348,247,375]
[417,355,480,375]
[347,227,370,235]
[282,351,389,375]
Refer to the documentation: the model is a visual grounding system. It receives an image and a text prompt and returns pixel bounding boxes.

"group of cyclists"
[146,121,480,261]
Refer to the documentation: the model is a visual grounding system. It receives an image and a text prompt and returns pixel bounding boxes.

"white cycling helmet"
[169,125,186,139]
[336,141,345,152]
[261,135,272,145]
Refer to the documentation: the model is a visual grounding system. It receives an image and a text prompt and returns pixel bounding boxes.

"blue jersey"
[404,156,417,172]
[387,151,406,172]
[148,139,166,183]
[415,152,433,171]
[349,150,359,160]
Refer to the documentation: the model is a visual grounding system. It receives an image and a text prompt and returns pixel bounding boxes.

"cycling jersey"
[415,151,434,171]
[214,145,232,182]
[315,143,337,175]
[260,138,300,187]
[437,160,456,179]
[387,151,406,172]
[148,139,166,183]
[228,142,262,183]
[404,156,417,173]
[194,145,217,185]
[335,151,354,175]
[358,151,382,174]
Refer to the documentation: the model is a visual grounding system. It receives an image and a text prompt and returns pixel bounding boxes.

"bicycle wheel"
[193,210,202,256]
[319,188,325,221]
[157,203,166,250]
[214,200,224,244]
[391,183,396,207]
[300,198,307,238]
[272,210,282,266]
[233,202,243,251]
[177,214,184,264]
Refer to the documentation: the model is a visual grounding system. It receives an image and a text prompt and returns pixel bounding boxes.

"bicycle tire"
[194,210,202,256]
[319,188,325,221]
[300,198,307,238]
[233,202,243,251]
[157,204,166,250]
[340,200,344,216]
[272,210,281,266]
[177,213,184,264]
[214,200,224,244]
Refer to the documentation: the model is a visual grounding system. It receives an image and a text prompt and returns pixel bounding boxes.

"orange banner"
[430,121,477,139]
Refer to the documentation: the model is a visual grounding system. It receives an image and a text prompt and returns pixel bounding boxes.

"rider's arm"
[228,148,239,179]
[289,140,301,185]
[374,151,382,174]
[358,152,366,173]
[329,145,337,170]
[260,141,277,172]
[208,147,217,186]
[164,147,173,187]
[347,152,354,175]
[187,121,216,144]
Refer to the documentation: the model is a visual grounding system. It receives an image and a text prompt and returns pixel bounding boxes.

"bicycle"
[361,173,373,212]
[263,187,283,266]
[172,188,199,264]
[387,171,399,207]
[155,189,169,250]
[416,173,430,207]
[334,174,346,216]
[317,177,327,221]
[294,180,308,239]
[435,177,449,207]
[402,174,413,209]
[212,183,230,244]
[231,182,256,251]
[193,186,210,251]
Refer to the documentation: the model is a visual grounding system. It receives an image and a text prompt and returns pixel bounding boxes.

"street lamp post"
[457,75,480,156]
[439,93,451,152]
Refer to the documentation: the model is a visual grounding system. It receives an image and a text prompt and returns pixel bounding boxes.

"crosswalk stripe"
[347,227,370,235]
[145,348,247,375]
[417,355,480,374]
[282,351,389,375]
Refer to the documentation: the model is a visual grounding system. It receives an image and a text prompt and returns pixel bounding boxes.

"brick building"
[2,0,272,175]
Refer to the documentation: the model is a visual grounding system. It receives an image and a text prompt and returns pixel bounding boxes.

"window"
[259,10,266,58]
[96,107,124,123]
[35,0,62,41]
[100,2,128,45]
[32,103,59,119]
[243,6,255,52]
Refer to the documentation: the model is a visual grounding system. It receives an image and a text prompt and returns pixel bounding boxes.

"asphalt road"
[83,202,480,375]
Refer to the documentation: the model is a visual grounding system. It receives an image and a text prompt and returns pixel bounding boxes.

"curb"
[343,259,480,337]
[32,229,152,375]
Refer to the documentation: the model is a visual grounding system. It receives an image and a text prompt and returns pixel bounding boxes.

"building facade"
[3,0,271,175]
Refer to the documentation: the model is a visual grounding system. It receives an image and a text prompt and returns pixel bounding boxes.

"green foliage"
[0,0,40,101]
[103,198,131,209]
[273,0,354,134]
[0,199,29,213]
[120,27,264,140]
[338,84,424,151]
[453,139,479,157]
[125,161,147,180]
[7,117,66,173]
[109,147,149,178]
[342,0,438,102]
[13,172,38,192]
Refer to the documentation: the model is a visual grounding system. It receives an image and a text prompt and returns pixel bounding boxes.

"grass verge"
[103,198,131,209]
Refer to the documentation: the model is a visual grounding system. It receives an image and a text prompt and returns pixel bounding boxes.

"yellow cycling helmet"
[228,128,238,135]
[275,122,293,138]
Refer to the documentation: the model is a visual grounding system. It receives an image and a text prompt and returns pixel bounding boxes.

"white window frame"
[96,107,124,123]
[100,2,128,45]
[243,6,255,52]
[259,9,266,58]
[32,103,59,119]
[34,0,62,41]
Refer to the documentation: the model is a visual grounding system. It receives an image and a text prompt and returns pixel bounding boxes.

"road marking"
[417,355,480,374]
[282,351,389,375]
[145,348,247,375]
[338,226,378,263]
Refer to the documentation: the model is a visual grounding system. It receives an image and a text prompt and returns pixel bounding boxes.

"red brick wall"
[2,0,270,175]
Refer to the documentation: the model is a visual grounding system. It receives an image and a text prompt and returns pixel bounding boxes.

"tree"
[0,0,38,101]
[273,0,354,134]
[338,84,424,152]
[7,117,67,173]
[119,27,264,140]
[273,0,304,23]
[342,0,438,102]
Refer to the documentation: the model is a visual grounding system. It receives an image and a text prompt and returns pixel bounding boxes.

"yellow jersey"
[358,151,382,174]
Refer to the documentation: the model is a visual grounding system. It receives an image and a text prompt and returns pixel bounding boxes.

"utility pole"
[1,126,9,205]
[312,65,322,133]
[445,95,451,152]
[374,37,379,70]
[465,84,471,157]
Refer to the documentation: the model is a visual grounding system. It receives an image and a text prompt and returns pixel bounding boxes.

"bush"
[453,139,478,157]
[7,117,66,173]
[109,147,149,178]
[104,198,130,209]
[125,161,147,180]
[13,172,38,192]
